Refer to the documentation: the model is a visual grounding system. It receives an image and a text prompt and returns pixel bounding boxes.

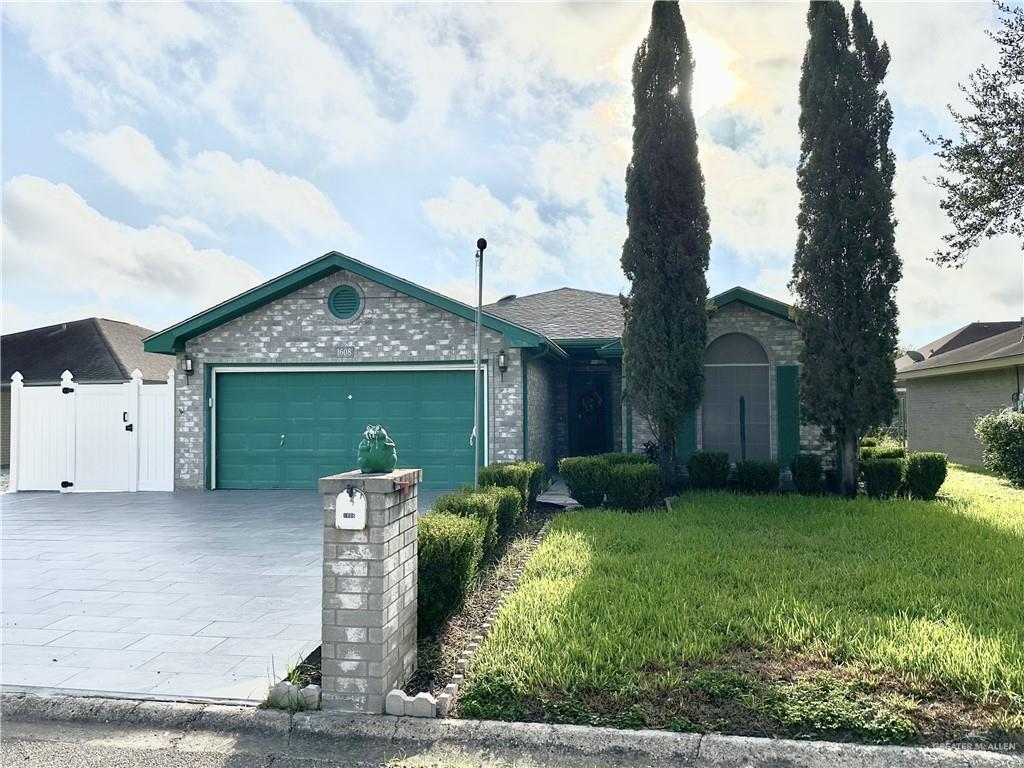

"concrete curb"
[3,690,1019,766]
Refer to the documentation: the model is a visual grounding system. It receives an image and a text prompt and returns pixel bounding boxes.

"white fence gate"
[9,368,175,493]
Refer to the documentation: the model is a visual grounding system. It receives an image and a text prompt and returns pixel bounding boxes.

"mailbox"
[335,486,367,530]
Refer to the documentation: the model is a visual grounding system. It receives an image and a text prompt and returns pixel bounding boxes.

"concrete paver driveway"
[1,490,323,702]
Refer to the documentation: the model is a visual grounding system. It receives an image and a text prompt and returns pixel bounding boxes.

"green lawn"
[458,467,1024,743]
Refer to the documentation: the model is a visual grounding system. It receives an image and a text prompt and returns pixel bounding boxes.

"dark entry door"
[569,373,611,456]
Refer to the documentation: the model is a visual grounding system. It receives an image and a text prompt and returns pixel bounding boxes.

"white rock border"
[386,517,553,718]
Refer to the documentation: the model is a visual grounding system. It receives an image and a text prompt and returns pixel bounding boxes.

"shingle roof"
[2,318,172,384]
[484,288,624,341]
[897,322,1024,375]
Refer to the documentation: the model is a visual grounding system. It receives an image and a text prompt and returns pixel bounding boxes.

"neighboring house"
[897,321,1024,466]
[0,318,171,467]
[144,251,828,491]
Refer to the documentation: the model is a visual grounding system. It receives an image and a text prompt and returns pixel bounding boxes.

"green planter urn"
[357,425,398,474]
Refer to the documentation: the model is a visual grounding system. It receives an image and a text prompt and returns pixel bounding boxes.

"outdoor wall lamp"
[497,349,508,377]
[183,355,194,382]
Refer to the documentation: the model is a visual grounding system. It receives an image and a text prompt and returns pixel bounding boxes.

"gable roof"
[485,285,794,342]
[143,251,560,355]
[898,322,1024,378]
[2,318,171,385]
[485,288,624,341]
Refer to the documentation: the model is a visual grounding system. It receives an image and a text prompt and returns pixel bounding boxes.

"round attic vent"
[328,284,362,320]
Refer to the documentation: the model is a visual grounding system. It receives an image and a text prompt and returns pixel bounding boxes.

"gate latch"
[125,424,134,432]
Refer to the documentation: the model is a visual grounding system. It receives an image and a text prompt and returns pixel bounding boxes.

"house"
[1,318,170,468]
[143,252,828,491]
[897,321,1024,465]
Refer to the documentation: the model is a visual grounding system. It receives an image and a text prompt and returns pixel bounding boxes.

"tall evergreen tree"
[621,1,711,488]
[790,0,901,496]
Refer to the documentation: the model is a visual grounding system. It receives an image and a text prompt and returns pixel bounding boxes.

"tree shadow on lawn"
[458,489,1024,746]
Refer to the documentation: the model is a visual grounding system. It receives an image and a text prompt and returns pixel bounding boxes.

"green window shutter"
[776,365,800,466]
[328,285,361,319]
[675,410,697,466]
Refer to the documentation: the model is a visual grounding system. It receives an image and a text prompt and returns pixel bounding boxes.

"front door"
[569,372,611,456]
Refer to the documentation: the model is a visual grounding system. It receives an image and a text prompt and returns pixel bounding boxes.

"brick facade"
[174,270,523,489]
[905,367,1019,466]
[524,355,565,468]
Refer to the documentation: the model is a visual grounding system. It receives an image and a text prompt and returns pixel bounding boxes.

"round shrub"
[860,437,879,448]
[558,456,610,507]
[687,451,730,490]
[975,408,1024,487]
[790,453,823,495]
[520,461,547,511]
[606,462,662,510]
[905,452,948,500]
[483,485,522,538]
[433,490,499,556]
[417,512,484,635]
[861,458,905,498]
[735,460,780,494]
[478,462,531,513]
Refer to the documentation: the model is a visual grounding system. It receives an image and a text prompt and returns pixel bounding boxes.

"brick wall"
[905,367,1018,466]
[525,355,565,468]
[174,270,523,489]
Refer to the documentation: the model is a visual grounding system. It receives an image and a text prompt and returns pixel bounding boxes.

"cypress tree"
[791,1,901,496]
[621,1,711,488]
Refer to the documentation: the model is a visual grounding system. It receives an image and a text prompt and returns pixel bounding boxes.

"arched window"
[702,334,770,461]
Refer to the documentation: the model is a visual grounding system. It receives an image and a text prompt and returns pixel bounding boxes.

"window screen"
[702,334,770,461]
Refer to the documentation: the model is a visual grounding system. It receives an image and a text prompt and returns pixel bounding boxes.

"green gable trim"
[776,365,800,466]
[144,251,559,355]
[712,287,794,323]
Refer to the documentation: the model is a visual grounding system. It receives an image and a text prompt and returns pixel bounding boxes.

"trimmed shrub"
[558,456,610,507]
[859,437,879,448]
[434,490,499,556]
[520,461,547,511]
[599,452,652,466]
[861,458,905,498]
[790,453,823,495]
[478,460,546,512]
[417,512,484,635]
[975,408,1024,487]
[484,485,522,538]
[606,462,662,510]
[905,452,948,500]
[478,462,531,513]
[687,451,731,490]
[859,445,905,461]
[735,460,780,494]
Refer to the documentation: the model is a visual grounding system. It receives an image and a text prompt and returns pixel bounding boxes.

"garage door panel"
[215,369,479,490]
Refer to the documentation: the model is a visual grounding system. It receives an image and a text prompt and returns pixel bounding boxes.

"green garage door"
[214,369,480,490]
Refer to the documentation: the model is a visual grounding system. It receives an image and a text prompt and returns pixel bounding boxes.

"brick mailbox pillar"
[318,468,420,713]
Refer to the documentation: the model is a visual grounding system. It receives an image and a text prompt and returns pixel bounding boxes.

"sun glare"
[613,28,740,117]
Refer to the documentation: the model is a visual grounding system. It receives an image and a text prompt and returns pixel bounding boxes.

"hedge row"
[417,461,547,636]
[558,453,661,511]
[861,452,948,500]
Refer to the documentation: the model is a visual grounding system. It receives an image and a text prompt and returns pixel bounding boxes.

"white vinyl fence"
[9,368,175,493]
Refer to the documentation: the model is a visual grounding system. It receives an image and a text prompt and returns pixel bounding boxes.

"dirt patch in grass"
[462,648,1024,747]
[405,510,551,696]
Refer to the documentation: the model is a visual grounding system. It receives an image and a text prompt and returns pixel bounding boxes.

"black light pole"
[472,238,487,488]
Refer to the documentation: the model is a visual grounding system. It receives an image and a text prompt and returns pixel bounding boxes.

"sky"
[3,1,1022,348]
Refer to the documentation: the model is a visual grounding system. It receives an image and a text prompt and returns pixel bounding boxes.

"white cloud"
[155,215,218,241]
[893,156,1023,342]
[62,126,353,244]
[2,175,263,309]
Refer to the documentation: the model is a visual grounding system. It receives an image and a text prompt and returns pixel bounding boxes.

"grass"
[458,467,1024,743]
